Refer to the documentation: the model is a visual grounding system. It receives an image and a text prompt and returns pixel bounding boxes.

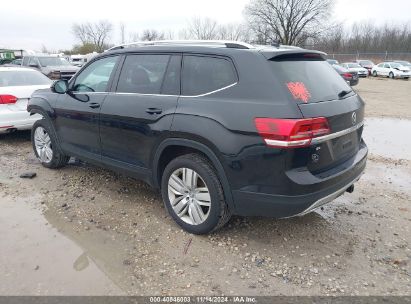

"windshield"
[390,63,402,68]
[269,56,352,103]
[348,63,362,68]
[38,57,71,67]
[0,70,52,87]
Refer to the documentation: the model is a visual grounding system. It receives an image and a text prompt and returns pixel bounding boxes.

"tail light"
[343,73,353,78]
[0,95,18,104]
[254,117,330,148]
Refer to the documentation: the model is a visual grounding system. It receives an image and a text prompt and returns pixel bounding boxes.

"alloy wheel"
[34,126,53,163]
[167,168,211,225]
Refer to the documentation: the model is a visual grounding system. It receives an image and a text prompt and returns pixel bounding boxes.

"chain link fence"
[325,52,411,63]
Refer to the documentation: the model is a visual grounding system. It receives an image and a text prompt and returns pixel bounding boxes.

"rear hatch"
[267,52,365,174]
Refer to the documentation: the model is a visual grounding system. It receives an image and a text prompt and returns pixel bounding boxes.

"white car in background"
[0,67,52,134]
[371,62,411,79]
[341,62,369,77]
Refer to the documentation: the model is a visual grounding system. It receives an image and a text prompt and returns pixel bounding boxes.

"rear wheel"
[161,153,231,234]
[372,71,378,77]
[32,119,69,168]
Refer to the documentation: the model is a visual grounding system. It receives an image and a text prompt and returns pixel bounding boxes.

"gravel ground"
[0,77,410,295]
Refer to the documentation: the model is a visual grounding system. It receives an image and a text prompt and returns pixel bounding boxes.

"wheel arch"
[152,138,235,211]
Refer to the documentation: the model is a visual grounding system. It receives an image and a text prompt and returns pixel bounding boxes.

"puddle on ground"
[363,117,411,160]
[0,195,124,295]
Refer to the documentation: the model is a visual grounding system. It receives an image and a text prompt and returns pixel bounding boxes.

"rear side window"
[117,54,170,94]
[182,55,237,96]
[269,55,352,103]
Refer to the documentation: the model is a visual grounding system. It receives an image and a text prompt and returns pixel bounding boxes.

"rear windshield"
[0,70,52,87]
[38,57,71,67]
[269,55,352,103]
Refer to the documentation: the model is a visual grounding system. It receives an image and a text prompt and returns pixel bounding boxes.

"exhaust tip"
[346,185,354,193]
[6,128,17,133]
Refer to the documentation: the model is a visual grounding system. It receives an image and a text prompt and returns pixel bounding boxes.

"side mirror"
[51,80,68,94]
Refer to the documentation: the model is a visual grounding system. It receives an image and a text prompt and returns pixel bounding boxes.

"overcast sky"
[1,0,410,51]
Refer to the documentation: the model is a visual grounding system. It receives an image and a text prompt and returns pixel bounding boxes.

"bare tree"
[41,44,49,54]
[140,29,165,41]
[183,17,219,40]
[217,23,251,41]
[245,0,335,46]
[72,20,113,52]
[314,22,411,55]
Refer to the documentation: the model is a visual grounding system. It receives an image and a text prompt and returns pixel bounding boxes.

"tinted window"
[161,55,181,95]
[269,57,352,103]
[117,54,170,94]
[28,57,39,66]
[22,57,29,66]
[73,56,119,92]
[0,70,52,87]
[38,57,70,67]
[182,55,237,96]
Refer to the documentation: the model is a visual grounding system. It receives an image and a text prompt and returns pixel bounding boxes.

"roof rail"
[107,40,255,51]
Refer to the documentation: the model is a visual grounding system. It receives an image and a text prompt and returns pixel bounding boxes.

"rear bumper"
[232,143,367,218]
[0,112,41,134]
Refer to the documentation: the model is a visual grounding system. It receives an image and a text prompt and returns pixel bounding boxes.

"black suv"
[27,41,367,234]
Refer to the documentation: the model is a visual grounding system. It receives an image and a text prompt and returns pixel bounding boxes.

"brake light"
[343,73,353,78]
[254,117,330,148]
[0,95,18,104]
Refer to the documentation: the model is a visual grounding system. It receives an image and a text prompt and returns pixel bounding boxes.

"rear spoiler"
[260,49,327,61]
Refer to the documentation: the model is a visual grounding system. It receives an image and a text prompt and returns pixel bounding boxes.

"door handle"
[146,108,162,115]
[89,102,100,109]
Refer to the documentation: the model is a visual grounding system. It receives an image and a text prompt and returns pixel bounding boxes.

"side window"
[28,57,38,66]
[161,55,181,95]
[22,57,29,66]
[384,63,390,68]
[117,54,170,94]
[73,56,119,92]
[182,55,237,96]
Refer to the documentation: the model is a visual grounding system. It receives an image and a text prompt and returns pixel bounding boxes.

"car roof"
[0,67,38,72]
[103,41,326,60]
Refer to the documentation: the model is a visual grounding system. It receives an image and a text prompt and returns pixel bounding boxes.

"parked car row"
[327,58,411,80]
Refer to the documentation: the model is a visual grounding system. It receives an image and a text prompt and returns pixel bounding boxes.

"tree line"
[65,0,410,55]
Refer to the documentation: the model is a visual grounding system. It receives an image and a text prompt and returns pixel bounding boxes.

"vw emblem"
[351,112,357,125]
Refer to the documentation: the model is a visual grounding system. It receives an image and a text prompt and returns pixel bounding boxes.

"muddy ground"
[0,77,410,296]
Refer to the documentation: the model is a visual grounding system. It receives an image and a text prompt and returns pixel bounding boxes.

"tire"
[389,72,394,79]
[161,153,232,234]
[32,119,69,169]
[372,71,377,77]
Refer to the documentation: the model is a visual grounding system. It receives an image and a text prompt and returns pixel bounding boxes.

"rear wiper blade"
[338,89,353,99]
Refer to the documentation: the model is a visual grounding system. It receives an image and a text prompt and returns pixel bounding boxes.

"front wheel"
[372,71,378,77]
[161,153,232,234]
[389,72,395,79]
[32,119,69,168]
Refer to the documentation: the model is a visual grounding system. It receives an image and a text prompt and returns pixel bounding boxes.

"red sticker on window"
[286,82,311,103]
